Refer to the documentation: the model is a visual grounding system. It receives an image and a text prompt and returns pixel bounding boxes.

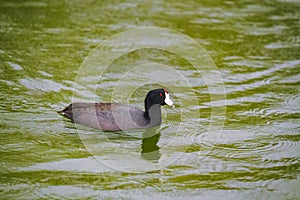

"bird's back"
[58,103,150,131]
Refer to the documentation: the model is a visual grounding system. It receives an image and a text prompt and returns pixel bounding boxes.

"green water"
[1,0,299,199]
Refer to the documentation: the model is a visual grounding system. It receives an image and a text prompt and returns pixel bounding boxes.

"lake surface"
[1,0,299,199]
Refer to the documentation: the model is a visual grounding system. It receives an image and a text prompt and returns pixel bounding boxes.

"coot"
[58,88,174,131]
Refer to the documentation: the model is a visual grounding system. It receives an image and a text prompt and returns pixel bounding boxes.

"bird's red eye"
[159,93,163,97]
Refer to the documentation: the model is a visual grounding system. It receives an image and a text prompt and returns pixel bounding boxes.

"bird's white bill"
[164,92,175,108]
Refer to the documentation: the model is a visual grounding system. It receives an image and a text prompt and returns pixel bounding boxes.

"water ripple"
[0,176,36,199]
[191,124,300,167]
[283,94,300,110]
[19,78,71,92]
[223,60,300,85]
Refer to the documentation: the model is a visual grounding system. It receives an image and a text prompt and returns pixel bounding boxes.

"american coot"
[58,88,174,131]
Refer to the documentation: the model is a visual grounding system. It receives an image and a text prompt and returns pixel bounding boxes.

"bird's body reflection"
[141,127,161,161]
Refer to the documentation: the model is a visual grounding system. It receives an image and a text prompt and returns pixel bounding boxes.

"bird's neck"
[144,102,162,126]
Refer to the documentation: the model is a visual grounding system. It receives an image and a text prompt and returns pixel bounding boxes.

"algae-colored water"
[0,0,299,199]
